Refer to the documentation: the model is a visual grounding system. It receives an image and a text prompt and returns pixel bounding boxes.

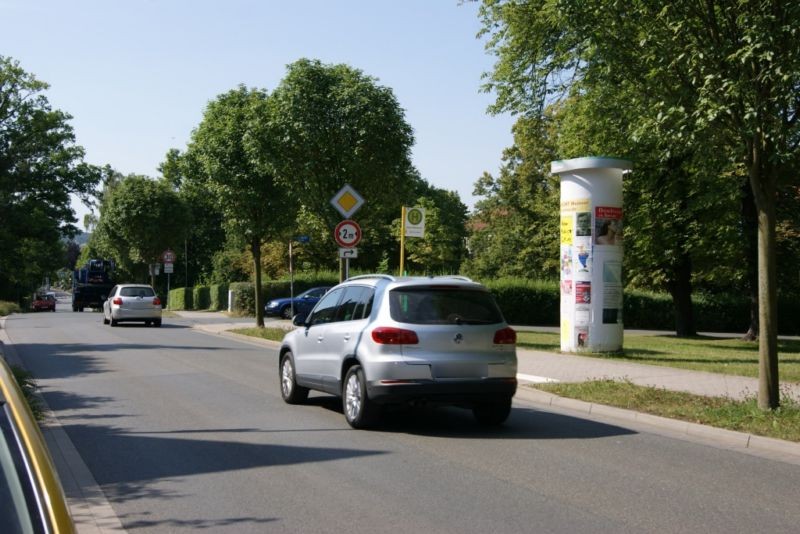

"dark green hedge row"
[193,286,211,310]
[482,279,800,335]
[229,274,340,315]
[174,276,800,335]
[209,284,228,311]
[167,287,192,310]
[169,284,229,311]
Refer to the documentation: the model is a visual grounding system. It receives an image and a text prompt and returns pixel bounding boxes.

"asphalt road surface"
[5,308,800,533]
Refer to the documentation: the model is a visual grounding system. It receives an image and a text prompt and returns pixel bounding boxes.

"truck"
[72,259,115,312]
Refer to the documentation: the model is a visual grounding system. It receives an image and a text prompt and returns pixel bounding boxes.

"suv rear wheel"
[280,352,308,404]
[343,365,376,429]
[472,398,512,426]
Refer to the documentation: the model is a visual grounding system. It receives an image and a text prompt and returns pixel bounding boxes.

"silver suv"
[278,275,517,428]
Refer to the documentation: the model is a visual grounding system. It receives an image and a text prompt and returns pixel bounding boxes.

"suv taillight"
[372,327,419,345]
[113,297,123,305]
[493,327,516,345]
[153,297,161,306]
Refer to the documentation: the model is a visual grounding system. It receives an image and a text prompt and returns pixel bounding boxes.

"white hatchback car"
[103,284,162,327]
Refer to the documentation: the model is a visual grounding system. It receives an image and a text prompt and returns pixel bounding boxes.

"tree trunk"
[252,238,264,328]
[749,141,779,410]
[666,251,696,337]
[740,180,759,341]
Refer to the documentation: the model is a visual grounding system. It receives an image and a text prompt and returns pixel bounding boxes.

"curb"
[515,386,800,463]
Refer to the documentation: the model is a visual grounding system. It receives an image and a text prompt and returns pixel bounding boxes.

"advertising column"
[552,157,632,352]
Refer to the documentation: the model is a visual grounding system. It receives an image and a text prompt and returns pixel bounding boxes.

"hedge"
[193,286,211,310]
[209,284,228,311]
[187,276,800,335]
[168,287,193,310]
[229,274,340,315]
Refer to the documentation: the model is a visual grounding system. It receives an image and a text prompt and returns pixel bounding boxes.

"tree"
[465,114,560,280]
[160,148,227,287]
[93,175,190,287]
[477,0,800,409]
[0,56,100,300]
[400,186,469,274]
[183,85,290,327]
[268,59,418,272]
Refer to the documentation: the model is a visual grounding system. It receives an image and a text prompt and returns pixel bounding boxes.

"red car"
[32,293,56,312]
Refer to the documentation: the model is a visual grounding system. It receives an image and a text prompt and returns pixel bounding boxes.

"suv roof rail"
[347,274,397,282]
[433,275,473,282]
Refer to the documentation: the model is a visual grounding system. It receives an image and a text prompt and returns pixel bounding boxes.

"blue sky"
[2,0,514,224]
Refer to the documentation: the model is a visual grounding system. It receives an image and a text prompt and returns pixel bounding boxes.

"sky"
[1,0,515,225]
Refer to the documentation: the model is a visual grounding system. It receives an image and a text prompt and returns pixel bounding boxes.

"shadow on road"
[300,394,637,441]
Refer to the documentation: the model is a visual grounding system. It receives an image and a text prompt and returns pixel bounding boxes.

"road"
[4,307,800,533]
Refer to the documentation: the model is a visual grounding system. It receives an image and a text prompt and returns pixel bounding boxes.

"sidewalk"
[515,347,800,402]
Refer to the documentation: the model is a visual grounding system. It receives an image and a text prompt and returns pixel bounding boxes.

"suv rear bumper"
[366,378,517,405]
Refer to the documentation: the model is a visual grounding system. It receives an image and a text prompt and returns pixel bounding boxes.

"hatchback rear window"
[120,287,155,297]
[389,287,504,325]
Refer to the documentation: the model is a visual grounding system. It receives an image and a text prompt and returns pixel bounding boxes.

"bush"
[622,289,674,330]
[11,365,44,422]
[193,286,211,310]
[228,272,340,316]
[229,282,254,315]
[168,287,193,310]
[482,278,559,326]
[477,278,800,335]
[209,284,229,311]
[0,301,21,317]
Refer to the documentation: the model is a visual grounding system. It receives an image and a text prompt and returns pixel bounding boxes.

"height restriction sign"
[334,220,362,248]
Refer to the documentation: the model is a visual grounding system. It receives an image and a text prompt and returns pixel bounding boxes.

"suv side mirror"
[292,313,308,327]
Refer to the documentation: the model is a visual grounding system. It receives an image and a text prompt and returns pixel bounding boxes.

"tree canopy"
[90,174,190,286]
[0,56,101,299]
[476,0,800,408]
[181,85,290,326]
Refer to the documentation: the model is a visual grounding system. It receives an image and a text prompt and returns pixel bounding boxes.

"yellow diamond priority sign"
[330,184,365,218]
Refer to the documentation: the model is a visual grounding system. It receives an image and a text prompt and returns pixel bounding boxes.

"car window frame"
[334,286,374,322]
[306,288,345,327]
[0,403,47,534]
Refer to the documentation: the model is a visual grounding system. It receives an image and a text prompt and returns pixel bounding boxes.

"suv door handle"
[343,334,351,342]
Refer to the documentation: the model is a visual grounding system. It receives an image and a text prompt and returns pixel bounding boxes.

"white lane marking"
[517,373,560,384]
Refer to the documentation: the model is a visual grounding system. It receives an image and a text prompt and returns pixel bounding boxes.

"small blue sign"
[296,235,310,243]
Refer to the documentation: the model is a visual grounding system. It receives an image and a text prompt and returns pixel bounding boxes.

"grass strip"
[533,380,800,442]
[517,331,800,382]
[230,327,288,342]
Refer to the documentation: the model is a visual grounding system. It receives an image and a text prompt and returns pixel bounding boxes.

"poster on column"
[560,245,573,279]
[602,260,623,324]
[595,207,623,246]
[575,281,591,326]
[575,211,592,237]
[572,237,592,280]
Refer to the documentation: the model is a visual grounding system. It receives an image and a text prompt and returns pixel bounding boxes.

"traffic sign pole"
[399,206,406,276]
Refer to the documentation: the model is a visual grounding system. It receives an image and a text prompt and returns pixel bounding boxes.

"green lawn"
[517,331,800,382]
[534,380,800,442]
[230,327,288,342]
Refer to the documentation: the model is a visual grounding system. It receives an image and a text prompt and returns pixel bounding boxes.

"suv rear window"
[120,287,155,297]
[389,286,504,325]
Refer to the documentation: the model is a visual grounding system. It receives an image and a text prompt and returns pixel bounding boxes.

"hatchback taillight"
[153,297,161,306]
[493,327,516,345]
[113,297,122,305]
[372,327,419,345]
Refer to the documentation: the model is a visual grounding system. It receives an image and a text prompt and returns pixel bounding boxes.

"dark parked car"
[265,287,331,319]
